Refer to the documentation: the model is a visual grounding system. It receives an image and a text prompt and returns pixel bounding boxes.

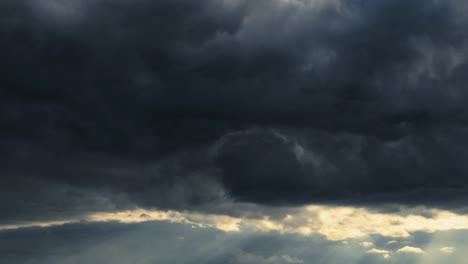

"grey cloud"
[2,0,468,222]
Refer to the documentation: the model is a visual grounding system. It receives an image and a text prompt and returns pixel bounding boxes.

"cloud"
[440,247,456,253]
[360,241,374,247]
[3,205,468,243]
[3,1,468,262]
[397,246,426,254]
[366,248,391,259]
[213,129,307,204]
[2,0,468,224]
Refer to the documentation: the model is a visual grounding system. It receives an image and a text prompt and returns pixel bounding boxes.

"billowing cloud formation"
[2,0,468,225]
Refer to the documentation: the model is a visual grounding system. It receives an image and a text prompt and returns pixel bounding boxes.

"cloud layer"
[2,0,468,223]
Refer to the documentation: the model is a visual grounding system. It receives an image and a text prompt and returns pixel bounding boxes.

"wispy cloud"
[440,247,456,254]
[366,248,391,259]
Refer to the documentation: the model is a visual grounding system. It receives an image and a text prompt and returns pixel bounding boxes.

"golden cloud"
[2,205,468,243]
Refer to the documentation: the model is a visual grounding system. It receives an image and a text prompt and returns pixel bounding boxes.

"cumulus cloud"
[360,241,374,247]
[397,246,426,254]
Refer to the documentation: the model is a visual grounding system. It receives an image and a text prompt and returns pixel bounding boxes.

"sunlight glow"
[2,205,468,243]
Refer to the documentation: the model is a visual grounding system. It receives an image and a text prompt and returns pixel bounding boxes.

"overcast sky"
[1,0,468,263]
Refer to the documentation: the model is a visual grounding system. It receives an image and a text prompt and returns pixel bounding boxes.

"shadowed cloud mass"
[3,2,468,263]
[1,0,468,224]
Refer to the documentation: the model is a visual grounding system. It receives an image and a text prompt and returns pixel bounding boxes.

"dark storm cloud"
[2,0,468,221]
[213,129,309,204]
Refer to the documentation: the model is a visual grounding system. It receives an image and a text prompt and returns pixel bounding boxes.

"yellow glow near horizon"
[2,205,468,242]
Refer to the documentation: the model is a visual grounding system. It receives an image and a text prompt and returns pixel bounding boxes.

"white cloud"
[440,247,456,253]
[397,246,425,254]
[360,241,374,247]
[366,249,391,259]
[3,205,468,243]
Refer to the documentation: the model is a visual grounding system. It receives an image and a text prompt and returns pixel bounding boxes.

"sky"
[1,0,468,263]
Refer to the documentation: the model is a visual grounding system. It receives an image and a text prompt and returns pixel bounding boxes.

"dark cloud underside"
[2,0,468,222]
